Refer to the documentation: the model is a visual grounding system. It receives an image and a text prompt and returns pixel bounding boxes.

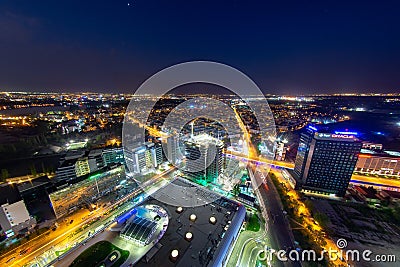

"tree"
[1,169,9,182]
[314,212,330,228]
[41,162,46,174]
[30,164,37,177]
[304,199,314,211]
[232,184,240,197]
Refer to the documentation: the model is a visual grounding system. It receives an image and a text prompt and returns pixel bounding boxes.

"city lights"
[0,2,399,266]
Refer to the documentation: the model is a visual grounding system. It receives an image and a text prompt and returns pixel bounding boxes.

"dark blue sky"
[1,0,399,94]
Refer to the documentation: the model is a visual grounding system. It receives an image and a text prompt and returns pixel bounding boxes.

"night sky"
[1,0,399,94]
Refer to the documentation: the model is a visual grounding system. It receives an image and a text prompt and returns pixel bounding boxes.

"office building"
[125,141,164,174]
[125,146,146,174]
[75,157,90,177]
[184,134,224,184]
[166,135,180,165]
[0,200,36,237]
[88,149,105,172]
[362,142,383,151]
[355,152,400,177]
[154,143,163,166]
[102,147,125,166]
[145,142,163,168]
[56,156,91,182]
[293,126,362,197]
[56,150,87,182]
[56,159,77,181]
[275,138,288,161]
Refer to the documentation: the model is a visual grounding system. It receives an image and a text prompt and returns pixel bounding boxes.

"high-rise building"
[293,127,316,178]
[56,159,77,181]
[183,134,224,184]
[275,138,288,161]
[144,142,163,168]
[75,157,90,177]
[88,149,105,172]
[166,135,180,165]
[125,146,147,174]
[102,147,125,166]
[56,156,92,182]
[293,126,362,197]
[154,143,164,166]
[125,142,162,174]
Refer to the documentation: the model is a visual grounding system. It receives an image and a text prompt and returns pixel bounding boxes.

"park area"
[246,213,261,231]
[69,241,129,267]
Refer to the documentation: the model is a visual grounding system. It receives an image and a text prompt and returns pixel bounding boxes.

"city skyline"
[0,92,400,266]
[1,1,400,266]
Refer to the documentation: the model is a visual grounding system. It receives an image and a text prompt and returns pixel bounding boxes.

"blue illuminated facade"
[293,126,316,179]
[294,125,362,197]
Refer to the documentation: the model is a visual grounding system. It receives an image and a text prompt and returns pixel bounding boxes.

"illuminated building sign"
[308,125,318,131]
[317,133,331,138]
[316,133,355,139]
[331,134,355,139]
[334,131,358,135]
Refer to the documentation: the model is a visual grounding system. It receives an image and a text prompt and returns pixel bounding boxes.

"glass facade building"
[294,126,362,197]
[183,134,224,184]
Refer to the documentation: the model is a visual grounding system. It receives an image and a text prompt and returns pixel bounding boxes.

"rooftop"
[187,133,223,147]
[121,216,157,244]
[136,178,244,267]
[0,183,22,205]
[359,149,400,158]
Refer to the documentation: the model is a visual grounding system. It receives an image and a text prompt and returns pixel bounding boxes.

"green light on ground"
[55,247,71,257]
[195,179,208,187]
[89,173,102,180]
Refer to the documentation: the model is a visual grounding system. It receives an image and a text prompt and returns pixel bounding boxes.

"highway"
[350,173,400,189]
[270,168,348,267]
[5,189,141,267]
[253,166,301,267]
[227,148,400,191]
[232,107,298,267]
[1,168,175,267]
[1,195,97,266]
